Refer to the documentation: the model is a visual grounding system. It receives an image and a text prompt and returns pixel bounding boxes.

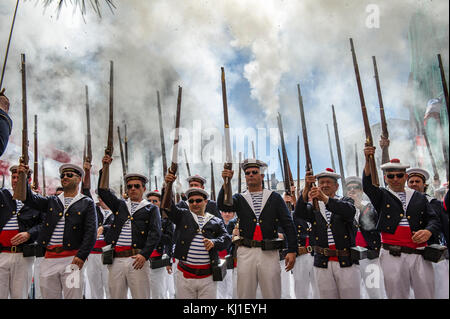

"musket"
[350,38,379,187]
[0,0,20,90]
[85,85,92,163]
[117,126,127,178]
[297,83,319,210]
[32,114,39,191]
[437,54,449,123]
[157,91,168,177]
[267,170,271,190]
[13,54,29,201]
[184,149,191,177]
[422,127,440,186]
[99,61,114,189]
[326,124,336,171]
[355,143,359,177]
[278,148,285,185]
[297,135,300,195]
[221,67,233,206]
[238,152,242,193]
[210,160,216,201]
[148,151,152,190]
[161,86,182,210]
[331,104,346,192]
[251,141,256,158]
[124,123,129,173]
[372,56,390,164]
[277,112,296,207]
[42,158,46,196]
[154,176,158,191]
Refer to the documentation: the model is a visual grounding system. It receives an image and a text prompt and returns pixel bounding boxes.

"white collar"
[191,211,215,229]
[126,198,151,215]
[241,189,273,217]
[58,192,85,212]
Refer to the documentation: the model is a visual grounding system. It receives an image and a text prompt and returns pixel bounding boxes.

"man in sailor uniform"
[406,167,449,299]
[218,158,297,299]
[98,154,162,299]
[345,176,385,299]
[0,166,43,298]
[161,175,231,299]
[19,163,97,299]
[295,168,360,299]
[0,91,12,157]
[362,149,441,299]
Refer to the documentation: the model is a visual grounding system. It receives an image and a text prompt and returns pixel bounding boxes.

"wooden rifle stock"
[350,38,379,187]
[221,67,233,206]
[437,54,449,123]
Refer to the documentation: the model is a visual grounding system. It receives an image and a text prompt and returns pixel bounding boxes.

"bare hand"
[97,226,104,239]
[164,172,177,184]
[411,229,432,244]
[278,233,285,240]
[0,92,9,113]
[285,252,296,272]
[364,146,376,160]
[10,232,31,246]
[222,169,234,181]
[379,136,390,148]
[72,257,85,270]
[131,254,146,269]
[203,238,215,251]
[18,163,29,175]
[102,155,113,166]
[309,187,329,204]
[83,161,92,172]
[166,265,173,275]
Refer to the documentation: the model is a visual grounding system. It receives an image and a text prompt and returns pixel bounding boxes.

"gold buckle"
[323,248,330,256]
[307,246,313,253]
[11,246,17,253]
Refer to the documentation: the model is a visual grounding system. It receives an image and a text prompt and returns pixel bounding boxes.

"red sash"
[0,230,19,248]
[355,231,368,248]
[327,244,339,262]
[45,245,78,259]
[252,224,263,241]
[218,249,228,259]
[150,250,162,258]
[381,226,427,249]
[177,263,211,279]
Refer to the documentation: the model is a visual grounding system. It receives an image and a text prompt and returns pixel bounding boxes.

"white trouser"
[236,246,281,299]
[149,266,168,299]
[292,253,318,299]
[433,259,449,299]
[232,267,238,298]
[0,253,34,299]
[314,262,361,299]
[107,257,151,299]
[280,260,294,299]
[379,248,435,299]
[39,256,84,299]
[175,270,217,299]
[217,267,234,299]
[166,265,176,299]
[359,258,385,299]
[32,257,43,299]
[85,253,109,299]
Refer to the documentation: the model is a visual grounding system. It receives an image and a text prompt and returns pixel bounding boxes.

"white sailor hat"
[406,168,430,182]
[185,187,209,199]
[124,173,148,185]
[186,175,207,185]
[146,190,161,198]
[59,164,84,179]
[316,168,341,181]
[241,158,268,172]
[380,158,410,171]
[345,176,362,186]
[9,165,33,177]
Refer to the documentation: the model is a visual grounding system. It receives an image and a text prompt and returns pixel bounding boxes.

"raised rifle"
[422,127,440,187]
[124,123,129,173]
[0,0,20,90]
[251,141,256,158]
[155,176,158,191]
[161,86,182,210]
[99,61,114,189]
[148,151,152,190]
[85,85,92,163]
[297,135,300,195]
[277,112,296,208]
[350,38,379,187]
[117,126,127,178]
[32,115,39,192]
[13,53,29,201]
[355,143,359,176]
[297,83,319,210]
[42,158,46,196]
[221,67,233,206]
[437,54,449,123]
[210,160,216,201]
[157,90,168,177]
[278,148,285,184]
[372,56,390,164]
[331,104,346,192]
[238,152,242,193]
[184,149,191,177]
[326,124,336,171]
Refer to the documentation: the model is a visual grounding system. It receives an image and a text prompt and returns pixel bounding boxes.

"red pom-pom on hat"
[326,168,334,172]
[390,159,400,163]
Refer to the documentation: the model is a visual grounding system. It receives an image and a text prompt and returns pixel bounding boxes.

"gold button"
[112,241,115,244]
[77,212,81,215]
[316,237,319,240]
[342,262,346,265]
[17,213,20,216]
[68,243,71,247]
[59,212,63,216]
[298,230,301,233]
[73,226,76,230]
[407,216,411,220]
[141,231,144,235]
[253,219,256,222]
[66,213,69,217]
[275,219,279,222]
[46,223,49,226]
[113,224,116,228]
[116,212,119,215]
[375,247,378,250]
[181,241,185,244]
[130,217,134,221]
[387,215,390,219]
[373,241,376,244]
[344,235,348,239]
[146,220,149,223]
[343,248,347,251]
[298,225,301,228]
[386,204,390,208]
[12,211,16,215]
[387,226,390,230]
[259,220,262,224]
[400,214,404,217]
[197,229,200,232]
[133,244,137,247]
[182,256,186,260]
[313,222,317,225]
[274,230,277,233]
[184,225,188,229]
[50,208,53,211]
[323,262,326,265]
[43,241,46,244]
[419,221,423,224]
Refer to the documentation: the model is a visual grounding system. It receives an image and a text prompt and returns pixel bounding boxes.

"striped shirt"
[324,209,335,245]
[2,200,24,231]
[116,202,140,247]
[396,192,410,227]
[186,215,210,265]
[250,191,264,221]
[49,197,73,246]
[98,209,112,241]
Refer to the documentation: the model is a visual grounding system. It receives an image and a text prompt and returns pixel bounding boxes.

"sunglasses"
[188,198,204,204]
[60,172,78,179]
[245,170,259,176]
[127,183,142,190]
[386,173,405,179]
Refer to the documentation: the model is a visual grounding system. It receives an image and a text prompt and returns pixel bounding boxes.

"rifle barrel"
[221,67,233,206]
[0,0,20,89]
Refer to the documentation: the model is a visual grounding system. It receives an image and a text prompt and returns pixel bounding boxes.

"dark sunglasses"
[188,198,204,204]
[127,183,142,190]
[245,170,259,176]
[386,173,405,179]
[60,172,78,179]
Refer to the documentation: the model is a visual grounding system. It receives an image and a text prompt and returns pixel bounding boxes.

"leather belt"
[114,248,141,258]
[382,243,424,256]
[0,246,23,253]
[313,246,350,257]
[297,245,312,256]
[46,246,67,254]
[178,261,212,276]
[240,238,263,248]
[91,248,104,253]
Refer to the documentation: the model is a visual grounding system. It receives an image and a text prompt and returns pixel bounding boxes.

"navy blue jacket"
[0,188,43,244]
[24,183,97,261]
[166,200,231,265]
[153,215,174,257]
[294,194,356,268]
[362,173,441,238]
[0,109,12,157]
[217,187,297,253]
